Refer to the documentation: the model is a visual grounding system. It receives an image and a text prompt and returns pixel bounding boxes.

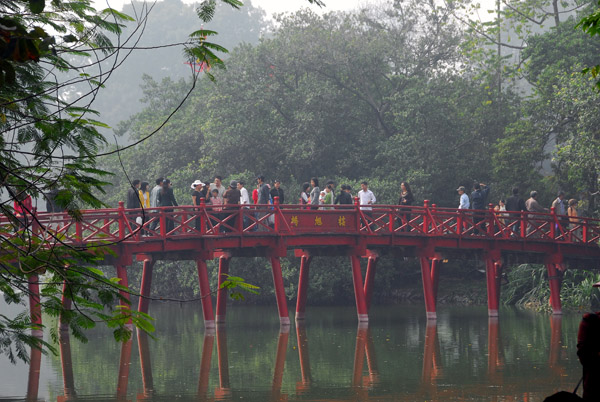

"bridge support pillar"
[197,260,215,329]
[485,251,503,317]
[116,265,132,327]
[28,275,43,337]
[138,259,155,315]
[363,252,379,312]
[351,255,369,323]
[59,281,71,332]
[295,253,312,321]
[420,256,440,320]
[216,255,231,324]
[546,256,564,315]
[270,257,290,326]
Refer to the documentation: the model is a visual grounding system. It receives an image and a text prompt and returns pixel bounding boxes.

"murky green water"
[0,303,584,401]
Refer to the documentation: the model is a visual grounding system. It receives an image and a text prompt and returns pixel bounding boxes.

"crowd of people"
[125,176,582,234]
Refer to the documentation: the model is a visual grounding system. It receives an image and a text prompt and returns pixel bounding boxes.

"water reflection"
[18,307,583,401]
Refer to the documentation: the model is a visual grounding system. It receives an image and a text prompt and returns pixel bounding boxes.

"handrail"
[1,201,599,246]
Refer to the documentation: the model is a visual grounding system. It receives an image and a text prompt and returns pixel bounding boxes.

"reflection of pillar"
[197,259,215,329]
[295,324,312,394]
[363,252,379,312]
[270,257,290,326]
[487,317,503,382]
[28,274,43,337]
[137,330,154,399]
[295,253,312,321]
[215,326,231,399]
[215,255,230,324]
[116,339,133,399]
[549,315,565,377]
[422,321,442,386]
[272,327,290,400]
[59,332,76,400]
[350,256,368,323]
[26,345,42,401]
[197,328,215,398]
[364,327,380,387]
[138,259,155,315]
[352,324,368,387]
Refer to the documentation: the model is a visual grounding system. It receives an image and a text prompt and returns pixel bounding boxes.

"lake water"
[0,303,584,401]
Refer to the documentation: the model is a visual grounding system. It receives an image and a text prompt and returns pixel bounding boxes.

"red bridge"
[10,198,600,331]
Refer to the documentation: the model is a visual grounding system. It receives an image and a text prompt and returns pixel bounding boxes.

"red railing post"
[520,210,526,238]
[487,203,495,237]
[181,209,187,235]
[273,196,280,233]
[237,204,244,234]
[118,201,125,240]
[457,209,463,237]
[423,200,430,234]
[431,204,438,234]
[388,207,395,233]
[75,220,82,244]
[354,197,361,231]
[583,218,588,243]
[550,207,556,239]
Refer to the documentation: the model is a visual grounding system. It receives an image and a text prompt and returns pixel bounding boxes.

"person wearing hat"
[191,180,206,206]
[190,180,205,231]
[457,186,469,209]
[223,180,241,232]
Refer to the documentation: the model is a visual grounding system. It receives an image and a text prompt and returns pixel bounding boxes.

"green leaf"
[29,0,45,13]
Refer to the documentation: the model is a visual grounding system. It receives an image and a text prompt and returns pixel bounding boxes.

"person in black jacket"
[471,182,490,234]
[158,179,178,233]
[505,187,526,235]
[335,185,353,205]
[270,180,285,203]
[126,179,141,209]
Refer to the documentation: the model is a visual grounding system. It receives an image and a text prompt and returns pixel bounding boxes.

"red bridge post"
[215,254,231,324]
[215,327,231,399]
[59,281,71,332]
[546,254,564,315]
[28,275,43,337]
[138,258,155,315]
[363,251,379,311]
[116,264,132,326]
[271,257,291,326]
[137,330,154,398]
[272,327,289,400]
[351,255,369,323]
[419,251,441,320]
[295,251,312,321]
[196,259,215,329]
[485,250,503,317]
[296,324,311,393]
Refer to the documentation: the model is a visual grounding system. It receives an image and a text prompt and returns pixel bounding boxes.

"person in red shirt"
[13,191,33,229]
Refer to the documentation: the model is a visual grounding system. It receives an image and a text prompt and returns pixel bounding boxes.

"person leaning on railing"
[568,199,581,239]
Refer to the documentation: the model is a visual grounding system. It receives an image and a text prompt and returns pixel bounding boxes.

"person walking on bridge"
[471,182,490,234]
[358,181,376,229]
[270,180,285,204]
[310,177,320,210]
[149,177,163,231]
[158,179,178,234]
[506,187,526,236]
[525,191,548,236]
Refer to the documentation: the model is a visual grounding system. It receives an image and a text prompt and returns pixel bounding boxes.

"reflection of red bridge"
[34,315,574,401]
[12,198,600,330]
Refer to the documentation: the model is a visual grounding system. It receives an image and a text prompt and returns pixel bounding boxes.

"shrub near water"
[502,264,600,311]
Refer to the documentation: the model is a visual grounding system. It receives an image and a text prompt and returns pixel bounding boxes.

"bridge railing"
[1,200,599,246]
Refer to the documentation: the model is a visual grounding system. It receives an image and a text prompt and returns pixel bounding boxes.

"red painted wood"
[547,262,562,315]
[270,257,290,325]
[137,330,154,397]
[59,332,75,399]
[28,275,43,336]
[216,327,230,395]
[272,328,289,399]
[351,255,369,323]
[215,256,230,323]
[138,259,154,314]
[296,324,311,391]
[196,259,215,328]
[420,258,437,320]
[26,344,42,400]
[486,259,500,317]
[295,255,312,321]
[59,281,71,332]
[363,256,378,311]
